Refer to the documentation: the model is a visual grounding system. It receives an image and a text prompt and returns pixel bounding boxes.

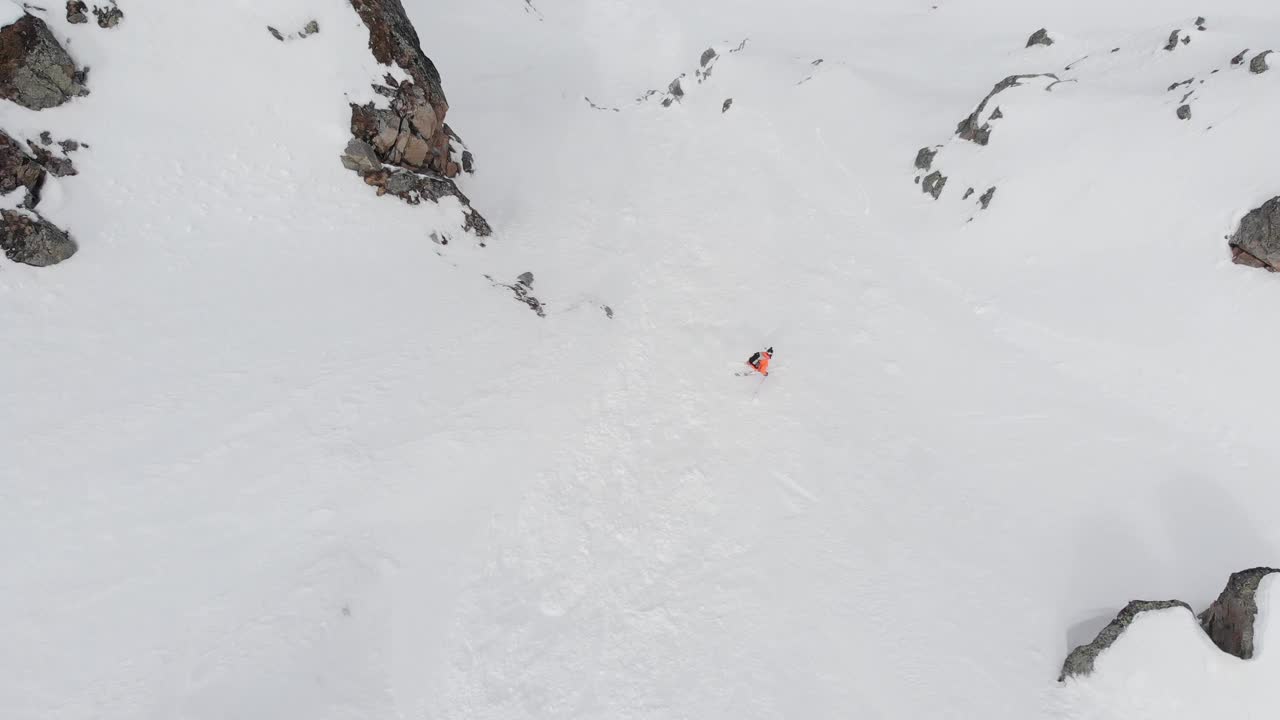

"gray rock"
[93,3,124,29]
[267,26,284,41]
[990,106,1004,120]
[460,149,473,173]
[1165,30,1182,51]
[962,187,974,200]
[661,76,684,107]
[721,98,733,113]
[302,20,320,37]
[0,14,89,110]
[65,1,88,24]
[340,138,382,173]
[979,186,996,209]
[1232,49,1249,65]
[1177,104,1191,120]
[26,139,76,177]
[1230,197,1280,270]
[1199,568,1280,659]
[700,48,717,68]
[0,209,76,266]
[602,305,613,319]
[914,146,937,171]
[1196,16,1207,30]
[516,271,534,288]
[1026,28,1053,48]
[1251,50,1272,74]
[956,74,1057,145]
[921,170,947,200]
[0,131,46,207]
[1060,600,1193,681]
[489,273,544,317]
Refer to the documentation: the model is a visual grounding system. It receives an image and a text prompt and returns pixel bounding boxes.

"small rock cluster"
[67,1,124,29]
[267,20,319,43]
[1060,568,1280,682]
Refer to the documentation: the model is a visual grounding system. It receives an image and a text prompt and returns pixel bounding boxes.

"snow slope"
[5,0,1280,718]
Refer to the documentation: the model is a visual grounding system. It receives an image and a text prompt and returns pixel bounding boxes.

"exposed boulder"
[0,131,47,207]
[0,13,89,110]
[1026,29,1053,48]
[348,0,458,177]
[921,170,947,200]
[979,186,996,209]
[955,74,1057,145]
[661,76,685,107]
[65,1,88,24]
[1164,30,1191,51]
[1177,104,1191,120]
[1229,197,1280,270]
[1196,16,1207,31]
[1059,600,1193,681]
[0,209,76,266]
[340,138,381,173]
[1198,568,1280,659]
[1250,51,1272,74]
[721,98,733,113]
[696,47,718,82]
[93,2,124,29]
[914,146,937,172]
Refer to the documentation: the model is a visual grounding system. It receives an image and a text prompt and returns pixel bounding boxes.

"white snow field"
[5,0,1280,717]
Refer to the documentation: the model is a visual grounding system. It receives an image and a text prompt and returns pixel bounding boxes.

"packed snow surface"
[5,0,1280,718]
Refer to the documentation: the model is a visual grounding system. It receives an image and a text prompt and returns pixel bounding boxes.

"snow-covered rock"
[0,208,75,265]
[1199,567,1280,659]
[1229,198,1280,270]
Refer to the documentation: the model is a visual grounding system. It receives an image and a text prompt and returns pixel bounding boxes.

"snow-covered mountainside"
[6,0,1280,718]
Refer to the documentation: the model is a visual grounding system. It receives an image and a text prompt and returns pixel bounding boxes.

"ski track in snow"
[4,0,1280,718]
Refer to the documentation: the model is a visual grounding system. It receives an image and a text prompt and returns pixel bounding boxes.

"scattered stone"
[913,146,937,172]
[0,14,90,110]
[58,138,78,153]
[962,187,974,200]
[697,47,717,82]
[1198,568,1280,659]
[0,131,46,207]
[1026,28,1053,48]
[721,98,733,113]
[359,166,490,236]
[1111,48,1121,53]
[65,1,87,24]
[302,20,319,37]
[38,130,50,145]
[25,139,75,176]
[491,271,544,317]
[460,149,473,173]
[340,138,382,173]
[1177,104,1191,120]
[267,26,284,41]
[93,2,123,29]
[270,20,319,42]
[1195,16,1207,30]
[1250,50,1272,74]
[1060,600,1193,681]
[955,74,1058,145]
[1168,77,1194,91]
[1229,196,1280,270]
[990,106,1004,120]
[1164,30,1183,51]
[921,170,947,200]
[979,186,996,209]
[602,305,613,319]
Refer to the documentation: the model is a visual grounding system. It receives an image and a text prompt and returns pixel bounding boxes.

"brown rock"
[0,14,89,110]
[1199,568,1280,659]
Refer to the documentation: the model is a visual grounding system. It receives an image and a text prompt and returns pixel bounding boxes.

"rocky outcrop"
[1198,567,1280,659]
[1177,104,1191,120]
[0,13,89,110]
[348,0,461,178]
[1026,29,1053,48]
[956,74,1057,146]
[1060,600,1192,681]
[489,271,545,317]
[360,165,491,236]
[978,186,996,210]
[1229,197,1280,270]
[0,209,76,266]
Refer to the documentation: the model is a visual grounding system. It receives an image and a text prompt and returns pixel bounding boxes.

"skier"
[746,347,773,376]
